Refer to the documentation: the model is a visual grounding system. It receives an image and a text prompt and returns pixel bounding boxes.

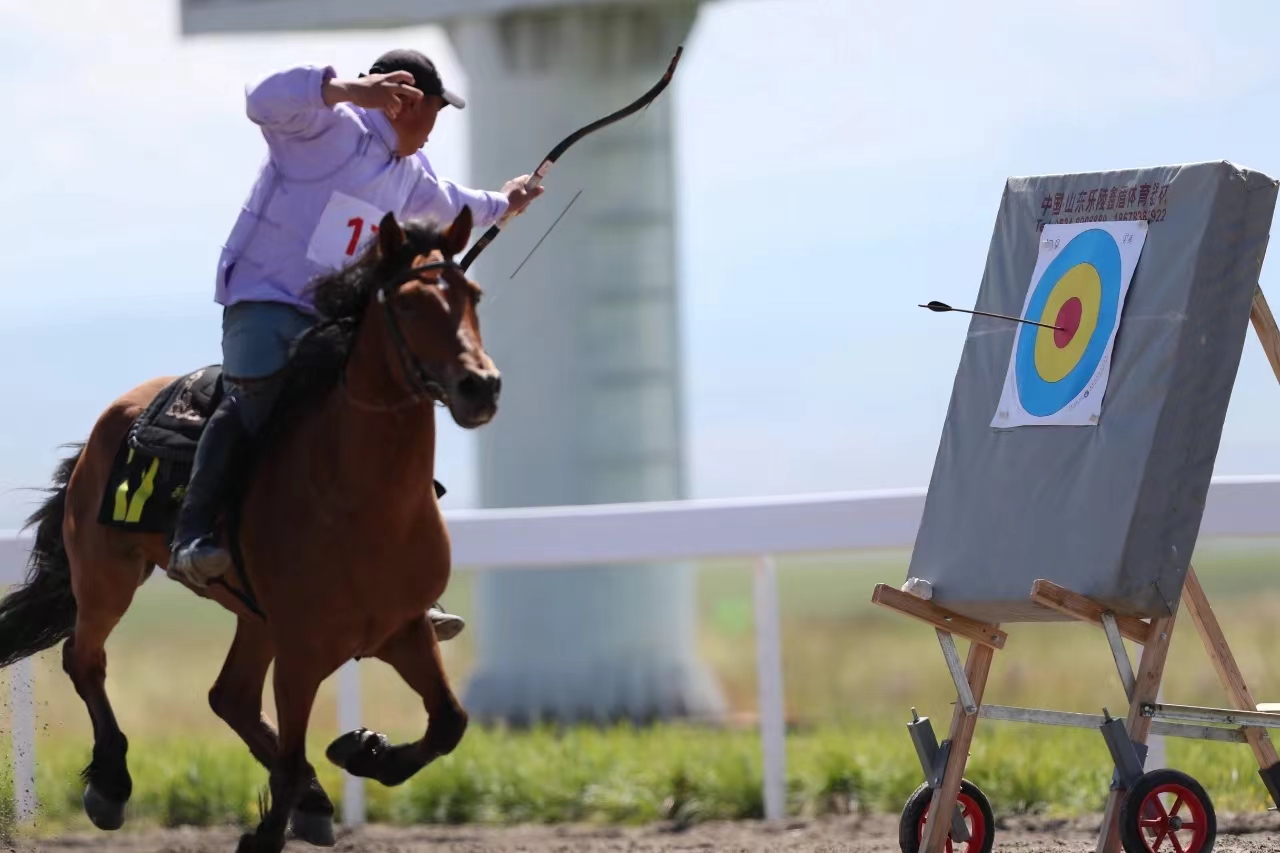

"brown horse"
[0,207,497,852]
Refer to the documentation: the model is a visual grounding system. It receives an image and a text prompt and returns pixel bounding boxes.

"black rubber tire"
[898,779,995,853]
[1118,768,1216,853]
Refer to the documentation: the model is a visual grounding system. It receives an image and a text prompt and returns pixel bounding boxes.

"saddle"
[97,366,226,534]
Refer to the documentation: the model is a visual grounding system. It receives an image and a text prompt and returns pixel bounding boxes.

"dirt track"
[11,813,1280,853]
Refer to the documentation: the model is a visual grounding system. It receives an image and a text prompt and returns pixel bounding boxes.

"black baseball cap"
[365,48,466,109]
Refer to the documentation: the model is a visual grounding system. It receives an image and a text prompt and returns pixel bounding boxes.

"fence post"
[753,554,787,821]
[10,657,35,823]
[336,659,365,827]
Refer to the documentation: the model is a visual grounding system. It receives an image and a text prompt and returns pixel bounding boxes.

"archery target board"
[992,220,1148,427]
[907,160,1278,623]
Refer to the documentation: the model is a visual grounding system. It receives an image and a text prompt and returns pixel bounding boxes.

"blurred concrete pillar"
[447,2,725,724]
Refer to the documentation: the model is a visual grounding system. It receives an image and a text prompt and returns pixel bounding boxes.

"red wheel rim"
[1134,783,1210,853]
[917,792,987,853]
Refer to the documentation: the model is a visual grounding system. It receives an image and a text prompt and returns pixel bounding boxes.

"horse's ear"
[377,211,404,257]
[443,206,473,257]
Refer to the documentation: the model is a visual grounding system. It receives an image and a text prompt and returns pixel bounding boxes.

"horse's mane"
[253,218,451,450]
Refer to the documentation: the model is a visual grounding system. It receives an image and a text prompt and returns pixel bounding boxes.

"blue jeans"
[221,301,316,434]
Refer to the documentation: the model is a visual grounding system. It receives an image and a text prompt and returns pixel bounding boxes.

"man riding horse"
[168,48,545,639]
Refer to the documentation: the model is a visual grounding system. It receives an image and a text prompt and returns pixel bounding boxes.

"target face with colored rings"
[992,219,1146,428]
[1013,229,1121,416]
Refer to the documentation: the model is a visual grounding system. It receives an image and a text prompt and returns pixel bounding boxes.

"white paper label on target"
[991,219,1148,429]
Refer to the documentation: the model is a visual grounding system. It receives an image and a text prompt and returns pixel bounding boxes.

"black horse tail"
[0,444,83,669]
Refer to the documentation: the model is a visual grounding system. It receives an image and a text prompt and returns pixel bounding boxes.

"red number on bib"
[346,217,363,256]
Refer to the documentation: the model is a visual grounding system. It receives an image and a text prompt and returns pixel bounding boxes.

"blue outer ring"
[1013,229,1121,417]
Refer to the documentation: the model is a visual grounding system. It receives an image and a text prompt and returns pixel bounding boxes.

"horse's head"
[367,206,500,429]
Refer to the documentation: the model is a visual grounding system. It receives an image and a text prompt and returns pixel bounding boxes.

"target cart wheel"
[898,779,995,853]
[1118,768,1216,853]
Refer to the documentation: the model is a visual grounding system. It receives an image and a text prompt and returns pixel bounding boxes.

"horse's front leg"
[324,613,467,786]
[236,647,326,853]
[211,616,335,846]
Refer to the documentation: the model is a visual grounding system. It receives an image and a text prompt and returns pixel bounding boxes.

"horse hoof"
[235,831,285,853]
[325,728,367,767]
[325,728,389,776]
[235,832,262,853]
[83,782,127,831]
[290,808,336,847]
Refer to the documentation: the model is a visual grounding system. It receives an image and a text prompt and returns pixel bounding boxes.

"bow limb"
[458,45,684,272]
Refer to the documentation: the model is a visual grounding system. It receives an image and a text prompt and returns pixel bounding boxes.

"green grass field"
[5,538,1280,836]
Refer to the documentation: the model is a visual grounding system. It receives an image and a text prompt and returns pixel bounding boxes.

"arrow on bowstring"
[919,300,1064,332]
[458,44,685,273]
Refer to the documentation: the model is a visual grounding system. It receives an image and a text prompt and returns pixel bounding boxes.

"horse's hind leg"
[210,616,335,847]
[324,614,467,787]
[61,548,147,830]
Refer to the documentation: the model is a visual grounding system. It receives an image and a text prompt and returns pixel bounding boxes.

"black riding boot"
[168,391,246,588]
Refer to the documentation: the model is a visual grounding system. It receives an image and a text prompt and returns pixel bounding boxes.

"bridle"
[369,257,466,408]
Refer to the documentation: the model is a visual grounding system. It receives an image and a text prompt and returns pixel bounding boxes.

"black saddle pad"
[97,366,224,534]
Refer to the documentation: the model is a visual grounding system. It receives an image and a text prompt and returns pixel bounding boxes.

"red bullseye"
[1054,297,1083,349]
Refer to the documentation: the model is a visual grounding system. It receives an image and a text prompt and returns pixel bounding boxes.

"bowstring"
[483,55,671,307]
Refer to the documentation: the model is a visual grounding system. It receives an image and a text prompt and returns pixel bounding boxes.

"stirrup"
[168,537,232,589]
[429,606,465,642]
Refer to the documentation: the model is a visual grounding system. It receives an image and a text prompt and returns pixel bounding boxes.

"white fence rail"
[2,475,1280,825]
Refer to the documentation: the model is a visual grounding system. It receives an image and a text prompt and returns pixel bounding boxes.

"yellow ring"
[1034,263,1101,383]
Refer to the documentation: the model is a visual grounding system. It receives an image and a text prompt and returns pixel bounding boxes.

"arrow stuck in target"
[919,300,1064,332]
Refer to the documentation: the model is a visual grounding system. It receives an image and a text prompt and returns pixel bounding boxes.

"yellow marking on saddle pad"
[112,449,135,521]
[125,458,161,523]
[112,450,161,524]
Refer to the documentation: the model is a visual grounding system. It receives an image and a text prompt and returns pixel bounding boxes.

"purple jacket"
[214,65,509,314]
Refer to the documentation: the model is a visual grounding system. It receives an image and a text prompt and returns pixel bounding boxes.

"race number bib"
[305,191,388,270]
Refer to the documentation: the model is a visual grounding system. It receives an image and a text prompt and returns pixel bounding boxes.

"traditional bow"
[459,45,685,272]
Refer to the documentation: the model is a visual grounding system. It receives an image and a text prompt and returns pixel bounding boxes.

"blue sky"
[6,0,1280,527]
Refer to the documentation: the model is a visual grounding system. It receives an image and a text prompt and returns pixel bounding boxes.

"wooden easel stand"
[874,567,1280,853]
